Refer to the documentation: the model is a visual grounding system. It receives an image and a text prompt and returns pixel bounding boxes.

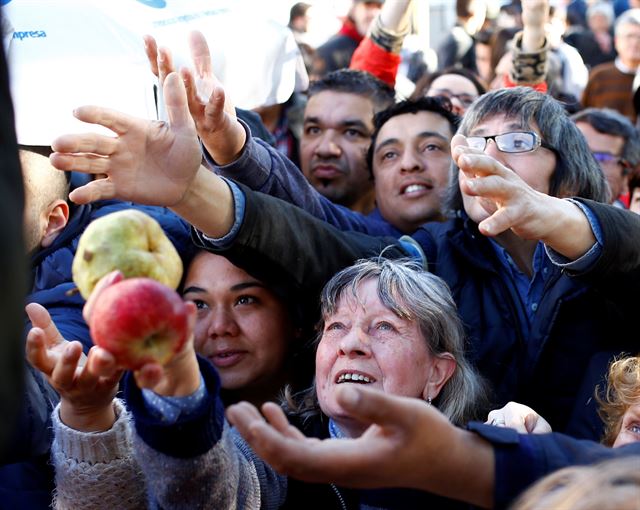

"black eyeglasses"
[466,131,554,154]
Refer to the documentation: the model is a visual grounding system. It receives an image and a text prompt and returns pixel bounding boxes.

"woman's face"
[460,114,557,225]
[613,403,640,448]
[426,74,479,115]
[315,278,440,431]
[182,252,294,391]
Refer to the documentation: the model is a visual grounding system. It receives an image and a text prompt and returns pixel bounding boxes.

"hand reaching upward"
[50,72,202,207]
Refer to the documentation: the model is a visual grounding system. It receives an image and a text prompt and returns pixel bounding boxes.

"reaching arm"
[227,385,495,508]
[452,134,596,260]
[350,0,413,86]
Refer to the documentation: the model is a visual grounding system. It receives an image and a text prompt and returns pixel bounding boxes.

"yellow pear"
[73,209,183,299]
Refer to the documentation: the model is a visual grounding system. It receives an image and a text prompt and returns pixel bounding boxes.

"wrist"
[202,118,246,166]
[60,400,116,432]
[151,349,201,397]
[171,167,235,238]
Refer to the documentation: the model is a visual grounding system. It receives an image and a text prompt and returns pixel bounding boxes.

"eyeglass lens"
[466,132,538,153]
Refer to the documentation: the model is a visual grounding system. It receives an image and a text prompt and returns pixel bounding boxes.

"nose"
[337,328,372,359]
[400,148,425,174]
[315,131,342,158]
[205,307,240,339]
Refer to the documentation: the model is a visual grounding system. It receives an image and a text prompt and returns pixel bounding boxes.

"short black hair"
[308,69,396,113]
[366,97,460,175]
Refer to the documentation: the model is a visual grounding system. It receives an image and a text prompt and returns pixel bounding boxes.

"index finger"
[189,30,213,78]
[143,34,159,77]
[57,106,135,140]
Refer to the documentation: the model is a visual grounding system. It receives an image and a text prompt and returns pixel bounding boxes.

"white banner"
[3,0,306,144]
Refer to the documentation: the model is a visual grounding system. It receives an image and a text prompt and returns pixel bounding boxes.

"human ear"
[422,352,457,401]
[40,199,69,248]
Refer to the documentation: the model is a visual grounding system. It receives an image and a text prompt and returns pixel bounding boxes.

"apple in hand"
[89,277,190,370]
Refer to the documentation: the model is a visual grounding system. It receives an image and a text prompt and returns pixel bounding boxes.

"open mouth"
[336,372,376,384]
[401,183,433,195]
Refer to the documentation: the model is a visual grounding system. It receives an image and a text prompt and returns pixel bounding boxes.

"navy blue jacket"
[468,422,640,509]
[204,185,640,441]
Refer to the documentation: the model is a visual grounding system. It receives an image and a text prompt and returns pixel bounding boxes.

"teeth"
[403,184,427,194]
[337,373,374,384]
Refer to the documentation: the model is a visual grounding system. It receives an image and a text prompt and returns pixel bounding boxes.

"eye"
[629,423,640,435]
[189,299,209,311]
[381,150,397,161]
[325,321,345,331]
[305,126,321,136]
[376,321,397,332]
[421,143,443,153]
[344,128,363,138]
[235,295,258,306]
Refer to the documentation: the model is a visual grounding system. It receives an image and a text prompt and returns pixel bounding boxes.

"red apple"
[89,277,190,370]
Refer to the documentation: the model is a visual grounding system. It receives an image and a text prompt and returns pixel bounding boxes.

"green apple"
[73,209,183,299]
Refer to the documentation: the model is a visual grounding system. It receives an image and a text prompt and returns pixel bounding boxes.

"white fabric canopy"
[3,0,306,144]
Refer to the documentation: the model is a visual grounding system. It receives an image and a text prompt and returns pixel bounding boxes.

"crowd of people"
[2,0,640,508]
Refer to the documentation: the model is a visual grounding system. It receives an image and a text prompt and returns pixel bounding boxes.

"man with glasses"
[572,107,640,208]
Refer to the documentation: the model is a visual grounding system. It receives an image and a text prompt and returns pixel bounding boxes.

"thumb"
[335,385,429,429]
[524,413,538,433]
[163,72,196,131]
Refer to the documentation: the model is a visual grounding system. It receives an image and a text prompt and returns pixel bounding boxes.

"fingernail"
[467,179,476,190]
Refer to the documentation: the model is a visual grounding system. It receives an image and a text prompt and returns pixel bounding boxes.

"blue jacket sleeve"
[123,356,225,459]
[467,422,640,509]
[208,122,400,236]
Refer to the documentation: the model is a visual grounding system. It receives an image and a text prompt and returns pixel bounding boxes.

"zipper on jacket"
[330,483,348,510]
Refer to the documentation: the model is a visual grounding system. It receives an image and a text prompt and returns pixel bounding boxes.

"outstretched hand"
[50,72,202,207]
[144,31,245,165]
[226,385,494,507]
[452,134,595,259]
[453,134,555,239]
[25,303,122,432]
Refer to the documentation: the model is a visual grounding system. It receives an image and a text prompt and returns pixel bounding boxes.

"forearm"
[410,427,494,508]
[208,184,408,296]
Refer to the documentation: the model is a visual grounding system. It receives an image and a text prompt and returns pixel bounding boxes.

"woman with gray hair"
[284,257,488,428]
[37,257,488,509]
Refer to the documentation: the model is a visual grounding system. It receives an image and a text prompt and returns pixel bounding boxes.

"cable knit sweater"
[51,398,275,510]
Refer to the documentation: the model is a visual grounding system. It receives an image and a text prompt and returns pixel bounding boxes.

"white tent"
[3,0,306,145]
